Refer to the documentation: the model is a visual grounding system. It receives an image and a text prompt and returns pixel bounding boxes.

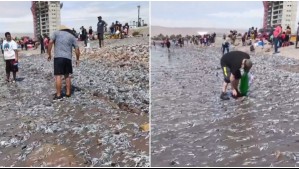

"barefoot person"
[220,51,253,100]
[47,25,80,100]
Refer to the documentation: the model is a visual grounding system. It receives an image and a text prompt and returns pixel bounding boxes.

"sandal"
[53,94,63,101]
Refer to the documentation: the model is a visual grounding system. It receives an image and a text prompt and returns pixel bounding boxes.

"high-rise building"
[263,1,297,32]
[31,1,62,40]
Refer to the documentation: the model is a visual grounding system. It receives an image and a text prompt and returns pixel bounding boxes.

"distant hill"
[151,26,247,37]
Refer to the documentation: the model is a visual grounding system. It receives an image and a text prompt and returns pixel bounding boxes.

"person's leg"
[12,71,16,81]
[98,34,101,48]
[84,38,87,47]
[65,58,73,97]
[101,35,104,47]
[65,74,71,96]
[222,45,225,55]
[274,37,278,53]
[296,36,299,48]
[222,82,229,93]
[220,65,231,100]
[5,61,10,82]
[55,75,62,97]
[53,58,64,99]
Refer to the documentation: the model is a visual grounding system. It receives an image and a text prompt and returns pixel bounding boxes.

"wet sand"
[151,43,299,167]
[0,37,149,167]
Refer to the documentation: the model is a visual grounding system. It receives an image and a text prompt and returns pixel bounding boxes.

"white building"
[31,1,62,40]
[264,1,297,32]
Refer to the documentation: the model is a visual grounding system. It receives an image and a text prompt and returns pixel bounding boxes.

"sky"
[151,1,299,29]
[0,1,149,33]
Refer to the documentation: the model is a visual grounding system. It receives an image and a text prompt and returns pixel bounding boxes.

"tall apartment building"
[263,1,297,32]
[31,1,62,40]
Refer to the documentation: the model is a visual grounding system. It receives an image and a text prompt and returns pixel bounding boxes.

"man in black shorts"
[48,25,80,100]
[220,51,253,100]
[97,16,107,48]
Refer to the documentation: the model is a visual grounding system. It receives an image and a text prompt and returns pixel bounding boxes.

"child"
[221,37,229,55]
[85,37,92,53]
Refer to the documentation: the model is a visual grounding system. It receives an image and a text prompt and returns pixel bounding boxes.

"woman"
[285,26,291,46]
[242,32,248,46]
[43,35,49,53]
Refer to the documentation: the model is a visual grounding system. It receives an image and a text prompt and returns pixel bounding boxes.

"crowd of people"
[0,15,141,100]
[0,36,37,52]
[157,33,217,50]
[71,16,132,49]
[190,33,217,47]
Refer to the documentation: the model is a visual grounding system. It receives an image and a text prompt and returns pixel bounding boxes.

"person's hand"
[232,89,238,97]
[76,60,79,67]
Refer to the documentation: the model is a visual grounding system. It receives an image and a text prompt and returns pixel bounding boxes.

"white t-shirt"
[2,40,17,60]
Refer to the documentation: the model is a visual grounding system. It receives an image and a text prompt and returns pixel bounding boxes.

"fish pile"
[151,44,299,167]
[0,37,149,167]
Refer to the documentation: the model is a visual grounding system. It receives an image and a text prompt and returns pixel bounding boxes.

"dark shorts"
[221,64,241,83]
[5,59,18,72]
[54,58,72,75]
[166,42,170,48]
[98,33,104,40]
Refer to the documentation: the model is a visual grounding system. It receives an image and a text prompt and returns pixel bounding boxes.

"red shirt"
[273,26,282,38]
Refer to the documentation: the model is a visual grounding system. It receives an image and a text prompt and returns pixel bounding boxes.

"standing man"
[273,24,282,54]
[220,51,253,100]
[166,38,171,53]
[40,35,45,54]
[97,16,107,48]
[80,26,87,47]
[2,32,19,83]
[296,22,299,49]
[47,25,80,100]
